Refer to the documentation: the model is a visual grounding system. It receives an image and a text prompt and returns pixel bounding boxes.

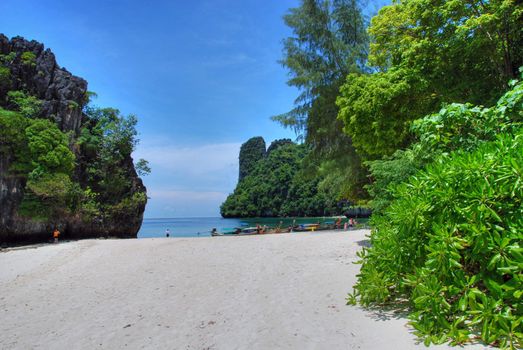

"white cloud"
[133,141,241,217]
[135,141,241,178]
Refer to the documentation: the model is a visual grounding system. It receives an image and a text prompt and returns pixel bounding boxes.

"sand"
[0,230,484,350]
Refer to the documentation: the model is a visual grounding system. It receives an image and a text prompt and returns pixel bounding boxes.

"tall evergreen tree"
[274,0,370,199]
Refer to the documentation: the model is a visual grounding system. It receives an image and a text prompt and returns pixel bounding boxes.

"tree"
[337,0,523,160]
[79,106,142,204]
[274,0,370,199]
[135,159,151,177]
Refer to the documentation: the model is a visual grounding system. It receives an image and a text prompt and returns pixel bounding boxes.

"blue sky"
[1,0,387,218]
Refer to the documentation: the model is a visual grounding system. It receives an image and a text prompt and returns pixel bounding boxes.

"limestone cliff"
[0,35,146,244]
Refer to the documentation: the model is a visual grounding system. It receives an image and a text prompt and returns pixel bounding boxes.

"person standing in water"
[165,229,171,237]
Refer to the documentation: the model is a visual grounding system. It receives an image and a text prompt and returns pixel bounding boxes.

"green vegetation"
[0,102,148,221]
[0,108,75,219]
[20,51,36,66]
[76,105,149,218]
[273,0,370,200]
[337,0,522,161]
[270,0,523,347]
[221,139,342,217]
[7,90,42,117]
[238,136,266,181]
[0,44,149,222]
[349,82,523,348]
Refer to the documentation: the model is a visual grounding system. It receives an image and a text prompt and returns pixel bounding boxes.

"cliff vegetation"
[220,138,352,218]
[0,35,149,243]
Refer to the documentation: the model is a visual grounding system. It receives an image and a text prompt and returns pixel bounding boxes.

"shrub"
[366,79,523,214]
[7,90,42,118]
[351,79,523,348]
[352,131,523,348]
[20,51,36,67]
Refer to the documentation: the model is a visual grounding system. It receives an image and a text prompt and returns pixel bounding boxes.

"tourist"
[165,229,171,237]
[53,228,60,243]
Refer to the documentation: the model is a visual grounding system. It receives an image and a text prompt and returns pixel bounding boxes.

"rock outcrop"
[0,35,146,244]
[238,136,266,182]
[0,35,87,132]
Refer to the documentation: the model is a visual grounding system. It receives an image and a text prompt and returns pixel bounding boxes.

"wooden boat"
[211,226,291,236]
[291,222,344,232]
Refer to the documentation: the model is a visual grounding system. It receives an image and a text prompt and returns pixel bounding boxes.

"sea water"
[138,217,358,238]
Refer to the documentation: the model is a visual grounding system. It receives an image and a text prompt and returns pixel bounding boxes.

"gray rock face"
[0,35,146,244]
[0,35,87,132]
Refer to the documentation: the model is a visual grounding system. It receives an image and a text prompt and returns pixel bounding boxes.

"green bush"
[0,66,10,88]
[350,81,523,348]
[20,51,36,67]
[366,79,523,214]
[7,90,42,118]
[352,131,523,348]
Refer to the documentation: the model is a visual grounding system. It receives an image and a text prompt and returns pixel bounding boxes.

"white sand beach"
[0,230,483,350]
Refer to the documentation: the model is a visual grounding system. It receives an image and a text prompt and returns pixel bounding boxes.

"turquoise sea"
[138,217,360,238]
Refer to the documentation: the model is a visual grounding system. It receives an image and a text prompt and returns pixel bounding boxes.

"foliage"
[24,119,75,176]
[7,90,42,118]
[337,67,435,159]
[0,43,148,226]
[274,0,371,199]
[0,108,29,164]
[0,66,10,88]
[68,100,79,110]
[0,108,75,219]
[221,139,341,217]
[135,158,151,177]
[20,51,36,67]
[0,52,16,65]
[238,136,266,181]
[350,81,523,348]
[1,99,147,221]
[106,191,147,217]
[79,105,143,206]
[19,119,75,220]
[337,0,523,161]
[0,52,15,89]
[366,78,523,213]
[266,138,293,154]
[274,0,368,133]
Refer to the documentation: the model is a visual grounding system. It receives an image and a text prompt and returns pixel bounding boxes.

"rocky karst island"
[0,35,147,244]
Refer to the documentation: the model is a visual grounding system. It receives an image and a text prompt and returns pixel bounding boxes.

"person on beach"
[349,218,354,228]
[165,229,170,237]
[53,229,60,243]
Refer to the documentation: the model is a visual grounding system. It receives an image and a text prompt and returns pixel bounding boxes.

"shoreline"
[0,230,483,349]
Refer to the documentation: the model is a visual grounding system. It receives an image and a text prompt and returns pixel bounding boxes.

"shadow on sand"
[356,239,371,248]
